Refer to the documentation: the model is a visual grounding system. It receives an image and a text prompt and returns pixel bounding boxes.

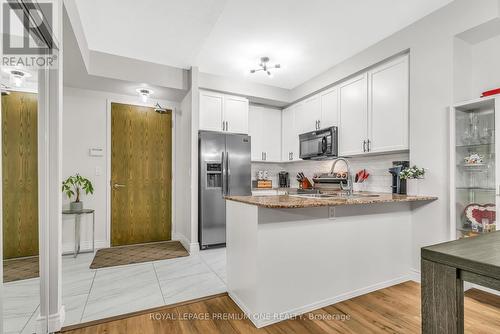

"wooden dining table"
[421,231,500,333]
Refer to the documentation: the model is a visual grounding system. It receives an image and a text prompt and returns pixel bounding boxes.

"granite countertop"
[225,192,437,209]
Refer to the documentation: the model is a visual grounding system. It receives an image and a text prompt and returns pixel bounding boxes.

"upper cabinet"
[339,74,369,156]
[320,87,339,128]
[199,90,249,134]
[368,55,409,153]
[199,91,224,132]
[282,104,300,161]
[297,95,321,133]
[338,54,409,156]
[224,95,249,134]
[295,88,339,133]
[249,105,282,162]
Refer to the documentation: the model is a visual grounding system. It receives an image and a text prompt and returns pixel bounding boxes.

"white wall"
[471,34,500,97]
[287,0,500,271]
[174,90,193,250]
[62,86,179,252]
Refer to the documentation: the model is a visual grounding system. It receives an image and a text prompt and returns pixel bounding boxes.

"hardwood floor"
[61,281,500,334]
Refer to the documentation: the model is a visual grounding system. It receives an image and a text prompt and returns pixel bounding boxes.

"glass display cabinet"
[450,96,499,239]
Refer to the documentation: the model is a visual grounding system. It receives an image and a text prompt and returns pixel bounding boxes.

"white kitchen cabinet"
[339,73,368,156]
[320,87,339,128]
[199,90,249,134]
[282,104,300,161]
[224,95,249,134]
[249,105,281,162]
[368,55,409,153]
[199,91,224,132]
[297,95,321,133]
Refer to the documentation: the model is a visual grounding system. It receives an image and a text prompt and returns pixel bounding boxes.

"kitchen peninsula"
[225,192,437,328]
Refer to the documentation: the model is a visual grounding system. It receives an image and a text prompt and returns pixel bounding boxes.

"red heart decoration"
[464,203,496,226]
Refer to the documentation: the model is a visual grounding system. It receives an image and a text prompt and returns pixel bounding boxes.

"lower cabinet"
[249,105,282,162]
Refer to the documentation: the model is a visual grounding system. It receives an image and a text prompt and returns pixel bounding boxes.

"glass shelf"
[456,142,494,150]
[456,187,495,192]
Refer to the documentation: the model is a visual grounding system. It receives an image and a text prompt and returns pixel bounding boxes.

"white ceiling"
[74,0,453,89]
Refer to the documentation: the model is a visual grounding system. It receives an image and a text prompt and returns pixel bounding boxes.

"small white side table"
[62,209,95,258]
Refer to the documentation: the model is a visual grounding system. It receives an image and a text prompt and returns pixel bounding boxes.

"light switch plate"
[89,148,104,157]
[95,166,102,176]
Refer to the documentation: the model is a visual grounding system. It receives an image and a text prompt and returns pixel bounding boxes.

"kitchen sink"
[290,193,380,200]
[289,193,338,199]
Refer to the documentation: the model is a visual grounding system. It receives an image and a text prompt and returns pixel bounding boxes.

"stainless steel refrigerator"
[199,131,251,249]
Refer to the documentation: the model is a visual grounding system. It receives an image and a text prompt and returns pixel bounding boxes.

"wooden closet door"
[111,103,172,246]
[2,91,38,259]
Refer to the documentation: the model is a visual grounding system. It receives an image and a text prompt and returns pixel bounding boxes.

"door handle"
[363,140,367,152]
[225,121,228,132]
[113,183,126,189]
[367,139,371,152]
[226,152,230,195]
[221,152,225,195]
[318,120,321,129]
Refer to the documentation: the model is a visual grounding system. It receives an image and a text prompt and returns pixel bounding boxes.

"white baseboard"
[409,268,421,283]
[172,233,199,254]
[62,240,107,254]
[35,306,65,333]
[230,274,412,328]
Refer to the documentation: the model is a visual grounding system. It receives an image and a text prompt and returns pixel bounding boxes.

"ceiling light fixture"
[249,57,281,77]
[136,88,154,102]
[2,68,32,87]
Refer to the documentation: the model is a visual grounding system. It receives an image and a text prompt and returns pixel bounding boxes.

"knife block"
[299,178,313,189]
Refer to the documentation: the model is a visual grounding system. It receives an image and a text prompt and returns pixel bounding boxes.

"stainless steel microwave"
[299,126,338,160]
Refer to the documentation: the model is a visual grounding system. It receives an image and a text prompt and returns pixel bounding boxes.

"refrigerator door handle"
[221,152,226,195]
[226,151,230,195]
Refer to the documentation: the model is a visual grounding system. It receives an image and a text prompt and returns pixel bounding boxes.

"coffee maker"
[278,171,290,188]
[389,161,409,194]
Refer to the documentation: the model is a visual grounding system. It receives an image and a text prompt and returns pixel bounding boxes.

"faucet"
[330,157,353,196]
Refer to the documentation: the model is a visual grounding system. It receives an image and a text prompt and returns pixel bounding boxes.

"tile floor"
[3,247,227,334]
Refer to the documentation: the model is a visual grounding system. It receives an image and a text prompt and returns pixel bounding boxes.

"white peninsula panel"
[226,201,413,328]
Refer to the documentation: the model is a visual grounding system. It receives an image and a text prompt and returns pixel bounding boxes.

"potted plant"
[400,165,425,196]
[62,174,94,211]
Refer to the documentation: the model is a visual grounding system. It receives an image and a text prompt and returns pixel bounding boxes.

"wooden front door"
[2,91,38,259]
[111,103,172,246]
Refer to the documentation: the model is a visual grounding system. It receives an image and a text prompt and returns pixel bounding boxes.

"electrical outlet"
[95,166,102,176]
[328,206,336,219]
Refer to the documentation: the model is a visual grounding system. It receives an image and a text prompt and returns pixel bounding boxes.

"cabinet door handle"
[291,152,293,160]
[222,121,225,131]
[264,152,267,161]
[363,140,367,152]
[367,139,371,152]
[318,120,321,129]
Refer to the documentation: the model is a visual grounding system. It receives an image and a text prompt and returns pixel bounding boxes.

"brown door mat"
[90,240,189,269]
[3,256,39,283]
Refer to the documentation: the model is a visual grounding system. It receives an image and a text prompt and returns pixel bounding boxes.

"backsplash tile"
[251,153,410,193]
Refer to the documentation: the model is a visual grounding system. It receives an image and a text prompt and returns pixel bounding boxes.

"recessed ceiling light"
[2,68,32,87]
[249,57,281,77]
[136,88,154,102]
